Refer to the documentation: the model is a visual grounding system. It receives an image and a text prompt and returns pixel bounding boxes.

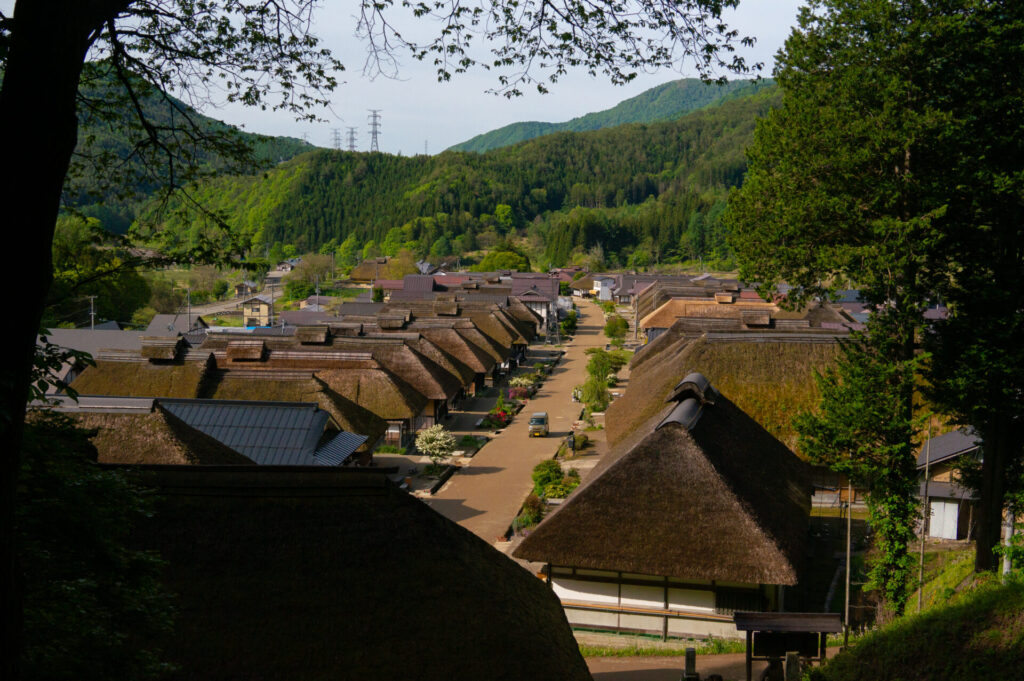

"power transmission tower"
[301,132,309,144]
[346,127,357,152]
[331,128,342,150]
[367,109,382,152]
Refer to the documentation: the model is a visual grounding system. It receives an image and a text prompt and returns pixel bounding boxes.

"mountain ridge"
[448,77,774,153]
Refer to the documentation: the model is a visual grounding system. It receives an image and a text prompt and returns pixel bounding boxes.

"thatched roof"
[469,311,522,349]
[121,467,590,681]
[72,405,253,465]
[201,373,387,452]
[612,331,841,453]
[330,338,462,401]
[294,325,329,344]
[639,297,778,330]
[515,377,810,585]
[348,257,389,282]
[72,357,210,399]
[455,324,508,363]
[317,364,427,421]
[225,339,265,361]
[140,336,182,360]
[396,335,477,387]
[417,326,497,374]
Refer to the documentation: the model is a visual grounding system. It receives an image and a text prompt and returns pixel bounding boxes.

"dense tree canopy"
[727,0,1024,573]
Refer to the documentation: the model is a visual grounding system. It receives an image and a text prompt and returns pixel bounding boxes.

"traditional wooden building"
[918,428,980,540]
[515,373,810,639]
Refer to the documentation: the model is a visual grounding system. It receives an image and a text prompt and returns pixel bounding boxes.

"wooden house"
[515,373,810,639]
[239,295,273,327]
[234,280,258,298]
[918,428,980,540]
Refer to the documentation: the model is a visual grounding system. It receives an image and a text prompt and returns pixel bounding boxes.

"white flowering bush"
[415,424,457,465]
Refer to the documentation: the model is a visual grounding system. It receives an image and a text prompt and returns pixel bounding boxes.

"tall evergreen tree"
[727,0,1024,572]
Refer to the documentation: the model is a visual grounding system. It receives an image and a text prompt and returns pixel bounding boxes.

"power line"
[346,126,357,152]
[367,109,382,152]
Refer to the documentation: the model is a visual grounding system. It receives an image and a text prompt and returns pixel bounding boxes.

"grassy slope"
[812,577,1024,681]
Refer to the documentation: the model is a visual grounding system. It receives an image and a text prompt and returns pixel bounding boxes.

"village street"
[426,298,609,543]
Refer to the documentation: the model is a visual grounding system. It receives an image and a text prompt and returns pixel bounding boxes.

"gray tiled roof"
[160,399,330,466]
[917,428,980,468]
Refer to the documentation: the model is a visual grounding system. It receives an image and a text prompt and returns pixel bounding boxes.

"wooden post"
[746,630,753,681]
[918,423,932,612]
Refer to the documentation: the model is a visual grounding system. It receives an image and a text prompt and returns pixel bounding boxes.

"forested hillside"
[65,62,313,233]
[146,86,779,269]
[448,78,773,153]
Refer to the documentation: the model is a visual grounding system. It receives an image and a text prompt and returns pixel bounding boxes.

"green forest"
[65,62,313,234]
[448,77,774,153]
[142,86,779,270]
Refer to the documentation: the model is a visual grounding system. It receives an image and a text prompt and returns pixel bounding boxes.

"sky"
[3,0,804,154]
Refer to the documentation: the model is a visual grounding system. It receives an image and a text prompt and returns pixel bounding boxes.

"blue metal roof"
[160,399,329,466]
[315,431,369,466]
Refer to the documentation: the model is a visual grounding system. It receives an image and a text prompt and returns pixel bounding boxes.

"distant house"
[234,280,258,298]
[515,373,810,639]
[918,428,980,540]
[349,257,389,283]
[592,275,615,301]
[239,295,273,327]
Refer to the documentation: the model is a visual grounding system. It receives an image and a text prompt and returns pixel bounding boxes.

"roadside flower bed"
[481,396,514,429]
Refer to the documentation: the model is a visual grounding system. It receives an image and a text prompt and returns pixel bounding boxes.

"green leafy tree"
[603,315,628,341]
[336,233,359,269]
[415,424,456,466]
[795,324,923,615]
[726,0,1024,573]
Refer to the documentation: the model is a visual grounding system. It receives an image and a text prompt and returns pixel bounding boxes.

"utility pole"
[918,422,932,612]
[346,126,357,152]
[424,140,428,156]
[331,128,342,150]
[844,478,852,647]
[368,109,382,152]
[87,295,97,330]
[186,288,192,330]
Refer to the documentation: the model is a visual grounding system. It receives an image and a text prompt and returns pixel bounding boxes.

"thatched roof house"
[124,467,590,681]
[515,373,810,639]
[47,398,252,465]
[348,256,390,282]
[613,325,842,453]
[71,353,213,399]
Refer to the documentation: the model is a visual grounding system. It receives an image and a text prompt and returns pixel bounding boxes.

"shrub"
[375,445,406,454]
[604,314,629,340]
[532,460,563,496]
[509,375,536,388]
[508,387,529,400]
[415,424,456,465]
[518,493,546,527]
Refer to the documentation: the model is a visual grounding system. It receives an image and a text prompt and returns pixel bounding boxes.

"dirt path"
[426,299,606,541]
